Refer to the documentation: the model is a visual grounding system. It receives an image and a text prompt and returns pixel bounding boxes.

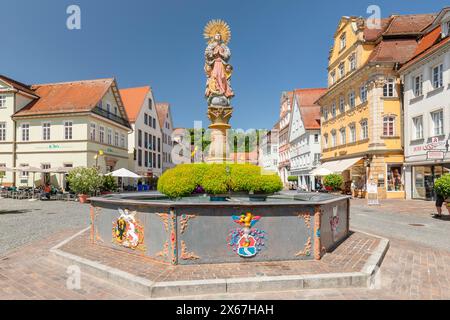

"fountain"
[88,20,350,265]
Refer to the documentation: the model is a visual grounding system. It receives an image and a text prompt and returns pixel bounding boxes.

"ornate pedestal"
[206,105,233,163]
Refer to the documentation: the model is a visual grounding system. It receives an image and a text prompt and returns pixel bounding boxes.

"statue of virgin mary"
[204,20,234,106]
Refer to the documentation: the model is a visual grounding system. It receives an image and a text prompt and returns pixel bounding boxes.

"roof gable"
[0,75,38,97]
[120,86,151,122]
[156,102,170,129]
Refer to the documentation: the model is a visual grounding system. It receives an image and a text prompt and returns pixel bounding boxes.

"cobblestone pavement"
[59,230,378,282]
[0,198,89,255]
[1,197,450,299]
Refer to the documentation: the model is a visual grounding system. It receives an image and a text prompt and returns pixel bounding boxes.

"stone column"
[206,105,233,163]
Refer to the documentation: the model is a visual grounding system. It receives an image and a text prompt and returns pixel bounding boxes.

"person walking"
[434,193,450,218]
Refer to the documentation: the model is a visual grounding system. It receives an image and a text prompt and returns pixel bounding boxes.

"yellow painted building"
[316,14,436,199]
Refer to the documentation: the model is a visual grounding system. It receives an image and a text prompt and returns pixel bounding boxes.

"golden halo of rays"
[203,19,231,44]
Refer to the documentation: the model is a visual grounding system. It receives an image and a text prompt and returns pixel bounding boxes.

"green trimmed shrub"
[229,164,261,192]
[323,174,343,191]
[157,163,283,198]
[200,164,229,195]
[435,174,450,198]
[157,164,197,199]
[287,176,298,182]
[67,167,103,196]
[252,174,284,194]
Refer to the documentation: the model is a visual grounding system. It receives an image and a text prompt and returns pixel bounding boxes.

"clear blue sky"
[1,0,448,130]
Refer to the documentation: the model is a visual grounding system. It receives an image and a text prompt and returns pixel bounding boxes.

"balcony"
[92,107,131,128]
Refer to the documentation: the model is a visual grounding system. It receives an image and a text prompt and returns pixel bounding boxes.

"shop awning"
[311,157,363,176]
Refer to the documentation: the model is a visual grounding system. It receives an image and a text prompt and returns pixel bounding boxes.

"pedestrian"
[434,193,450,218]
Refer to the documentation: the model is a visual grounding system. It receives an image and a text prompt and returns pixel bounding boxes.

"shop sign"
[427,151,445,160]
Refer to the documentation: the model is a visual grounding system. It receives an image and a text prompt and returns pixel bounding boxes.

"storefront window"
[387,164,403,191]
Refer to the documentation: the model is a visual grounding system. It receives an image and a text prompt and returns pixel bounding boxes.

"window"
[349,124,356,143]
[0,163,5,176]
[383,79,395,97]
[149,134,153,149]
[21,124,29,141]
[383,116,395,136]
[338,62,345,78]
[331,103,336,118]
[153,136,156,151]
[153,153,156,168]
[323,108,329,121]
[412,116,423,140]
[120,134,125,148]
[330,71,336,85]
[114,132,119,146]
[431,110,444,136]
[432,64,443,89]
[145,151,149,167]
[340,128,346,145]
[387,164,403,192]
[331,131,336,147]
[64,121,73,140]
[138,129,142,147]
[90,123,96,141]
[158,154,161,169]
[314,134,319,143]
[158,138,161,152]
[149,98,153,110]
[324,134,329,147]
[339,96,345,113]
[314,153,321,164]
[107,128,112,145]
[360,120,368,140]
[99,126,105,143]
[414,74,423,96]
[0,122,5,141]
[144,114,148,125]
[349,53,357,71]
[106,103,111,113]
[348,91,355,108]
[0,95,6,108]
[153,118,156,129]
[340,33,346,50]
[360,84,367,103]
[138,149,142,167]
[149,152,153,167]
[20,164,29,178]
[42,122,51,141]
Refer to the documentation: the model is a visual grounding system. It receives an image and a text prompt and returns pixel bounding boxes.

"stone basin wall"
[88,195,350,265]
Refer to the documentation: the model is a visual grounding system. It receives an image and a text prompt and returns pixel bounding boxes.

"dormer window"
[444,21,450,38]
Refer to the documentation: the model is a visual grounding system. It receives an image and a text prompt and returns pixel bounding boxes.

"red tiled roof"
[155,102,170,129]
[294,88,327,130]
[120,86,151,122]
[363,18,392,41]
[368,39,419,64]
[383,14,436,35]
[401,26,450,71]
[0,74,38,97]
[14,78,114,116]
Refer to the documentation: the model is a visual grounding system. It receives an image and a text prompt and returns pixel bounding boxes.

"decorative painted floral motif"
[180,241,200,260]
[112,208,145,251]
[180,214,196,234]
[227,212,266,258]
[330,206,339,242]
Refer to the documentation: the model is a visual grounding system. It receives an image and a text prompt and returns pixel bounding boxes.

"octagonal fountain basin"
[88,193,350,265]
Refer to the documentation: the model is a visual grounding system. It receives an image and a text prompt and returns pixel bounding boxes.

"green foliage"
[157,164,198,199]
[435,174,450,198]
[157,163,283,198]
[323,174,344,191]
[287,176,298,182]
[67,167,103,195]
[101,175,118,192]
[200,164,229,195]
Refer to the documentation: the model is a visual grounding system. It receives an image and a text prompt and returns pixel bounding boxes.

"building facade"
[0,76,131,188]
[277,91,294,187]
[316,14,435,199]
[400,8,450,200]
[260,123,279,174]
[120,86,163,179]
[288,88,326,191]
[156,103,175,173]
